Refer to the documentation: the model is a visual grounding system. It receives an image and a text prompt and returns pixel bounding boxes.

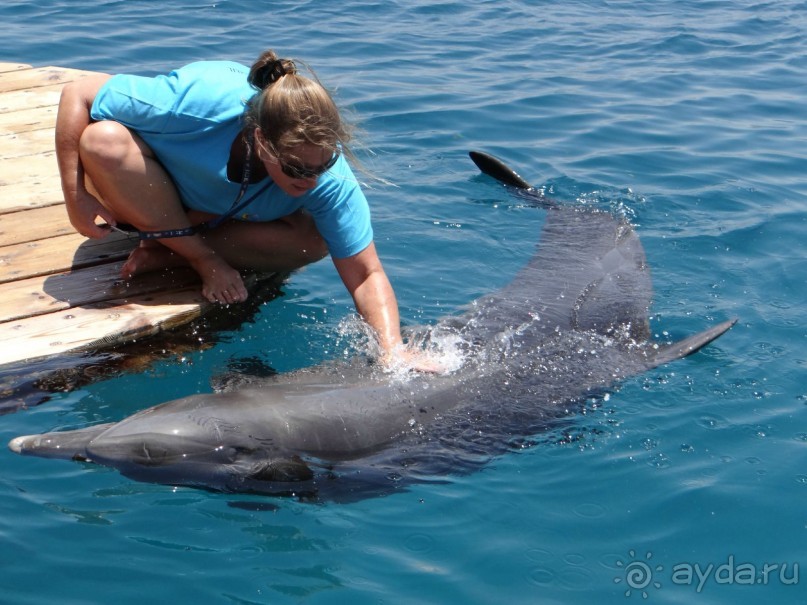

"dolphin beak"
[8,436,29,454]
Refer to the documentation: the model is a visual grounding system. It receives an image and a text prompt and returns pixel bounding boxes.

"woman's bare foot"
[121,244,180,278]
[121,242,248,304]
[190,252,248,304]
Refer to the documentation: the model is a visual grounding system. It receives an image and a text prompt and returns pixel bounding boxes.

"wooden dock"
[0,62,278,397]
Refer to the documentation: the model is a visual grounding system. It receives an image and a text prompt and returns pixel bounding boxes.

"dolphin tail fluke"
[8,423,114,460]
[647,319,737,368]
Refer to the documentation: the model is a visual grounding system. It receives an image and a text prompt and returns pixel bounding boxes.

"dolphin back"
[457,206,653,346]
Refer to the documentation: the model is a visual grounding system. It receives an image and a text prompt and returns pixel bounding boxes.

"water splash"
[333,315,470,379]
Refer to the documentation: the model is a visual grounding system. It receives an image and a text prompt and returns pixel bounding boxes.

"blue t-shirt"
[90,61,373,259]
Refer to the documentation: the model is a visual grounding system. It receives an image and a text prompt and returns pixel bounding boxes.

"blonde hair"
[245,50,353,166]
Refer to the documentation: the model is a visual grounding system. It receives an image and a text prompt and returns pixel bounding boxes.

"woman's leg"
[79,120,247,304]
[119,210,329,277]
[202,210,329,272]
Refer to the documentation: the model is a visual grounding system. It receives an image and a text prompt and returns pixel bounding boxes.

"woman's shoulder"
[178,61,254,117]
[173,60,250,82]
[159,60,255,122]
[105,60,249,92]
[299,157,367,220]
[314,157,363,199]
[93,59,255,132]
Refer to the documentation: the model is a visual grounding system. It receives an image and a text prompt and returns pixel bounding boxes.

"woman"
[55,50,418,367]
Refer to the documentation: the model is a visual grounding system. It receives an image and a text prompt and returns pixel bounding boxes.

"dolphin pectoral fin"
[248,456,314,483]
[647,319,737,368]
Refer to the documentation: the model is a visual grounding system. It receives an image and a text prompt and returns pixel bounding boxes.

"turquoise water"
[2,0,806,603]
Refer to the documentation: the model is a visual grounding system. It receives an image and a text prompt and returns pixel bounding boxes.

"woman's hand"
[381,346,450,374]
[66,189,118,239]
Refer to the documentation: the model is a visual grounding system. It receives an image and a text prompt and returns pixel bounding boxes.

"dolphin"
[8,151,735,500]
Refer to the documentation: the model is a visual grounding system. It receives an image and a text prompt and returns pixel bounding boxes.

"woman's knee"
[79,121,142,173]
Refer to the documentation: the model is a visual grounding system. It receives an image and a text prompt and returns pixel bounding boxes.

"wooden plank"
[0,151,57,186]
[0,63,32,75]
[0,231,135,283]
[0,204,74,246]
[0,261,201,323]
[0,66,90,94]
[0,84,64,114]
[0,181,63,212]
[0,105,59,134]
[0,153,60,212]
[0,271,279,367]
[0,127,55,159]
[0,286,210,365]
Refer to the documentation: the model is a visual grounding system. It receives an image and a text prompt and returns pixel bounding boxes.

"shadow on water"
[0,275,288,415]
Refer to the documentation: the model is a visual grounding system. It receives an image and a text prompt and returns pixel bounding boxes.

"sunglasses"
[278,152,339,180]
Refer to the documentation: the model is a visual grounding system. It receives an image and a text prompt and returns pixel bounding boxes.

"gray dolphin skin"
[8,152,736,500]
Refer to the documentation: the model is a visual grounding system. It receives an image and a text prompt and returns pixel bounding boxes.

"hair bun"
[249,52,297,90]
